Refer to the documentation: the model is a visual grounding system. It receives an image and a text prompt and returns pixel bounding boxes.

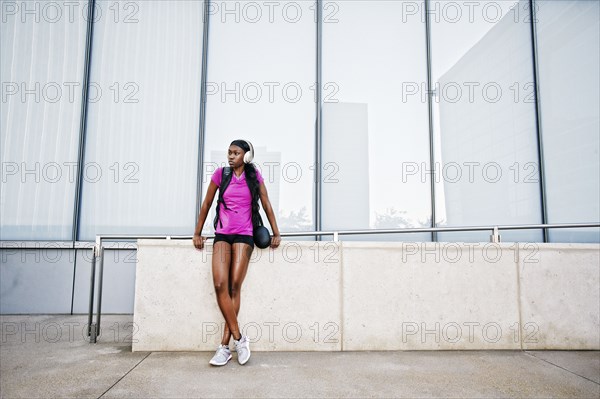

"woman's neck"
[233,165,245,177]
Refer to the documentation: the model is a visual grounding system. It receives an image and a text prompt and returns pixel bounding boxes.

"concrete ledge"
[518,243,600,349]
[342,242,520,350]
[132,240,599,351]
[133,241,341,351]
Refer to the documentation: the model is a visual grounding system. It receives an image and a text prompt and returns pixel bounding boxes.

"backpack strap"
[213,167,233,230]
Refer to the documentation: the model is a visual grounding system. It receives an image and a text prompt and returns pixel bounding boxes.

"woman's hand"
[193,234,207,250]
[270,234,281,249]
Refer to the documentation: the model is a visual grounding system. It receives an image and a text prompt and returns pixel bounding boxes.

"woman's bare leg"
[212,241,242,345]
[221,242,253,344]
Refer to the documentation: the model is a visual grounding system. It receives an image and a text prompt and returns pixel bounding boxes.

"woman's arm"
[259,182,281,248]
[193,181,219,250]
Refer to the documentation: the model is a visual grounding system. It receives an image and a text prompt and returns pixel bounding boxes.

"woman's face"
[228,145,245,168]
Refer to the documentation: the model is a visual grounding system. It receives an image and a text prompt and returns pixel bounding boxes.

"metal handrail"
[2,222,599,248]
[6,222,598,343]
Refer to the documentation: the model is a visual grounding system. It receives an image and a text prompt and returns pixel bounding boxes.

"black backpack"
[213,167,264,231]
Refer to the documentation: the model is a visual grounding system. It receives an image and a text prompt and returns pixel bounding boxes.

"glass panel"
[201,0,316,237]
[430,0,543,242]
[1,1,88,240]
[536,0,600,243]
[322,0,431,242]
[78,1,203,240]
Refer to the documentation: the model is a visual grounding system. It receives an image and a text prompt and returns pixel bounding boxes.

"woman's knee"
[229,280,243,296]
[213,279,228,294]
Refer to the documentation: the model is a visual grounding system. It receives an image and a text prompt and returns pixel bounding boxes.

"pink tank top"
[211,167,264,236]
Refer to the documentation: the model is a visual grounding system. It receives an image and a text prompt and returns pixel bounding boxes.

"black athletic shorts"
[213,233,254,249]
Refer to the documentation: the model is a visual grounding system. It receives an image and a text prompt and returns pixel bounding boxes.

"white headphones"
[243,140,254,164]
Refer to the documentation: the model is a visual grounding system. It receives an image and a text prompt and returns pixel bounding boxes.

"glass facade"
[2,0,599,244]
[1,0,88,240]
[430,0,543,242]
[535,0,600,243]
[322,0,431,242]
[78,1,204,240]
[202,0,316,235]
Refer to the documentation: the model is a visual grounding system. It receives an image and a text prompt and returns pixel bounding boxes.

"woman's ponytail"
[244,163,262,227]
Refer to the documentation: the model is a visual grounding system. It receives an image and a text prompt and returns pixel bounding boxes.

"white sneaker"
[209,344,232,366]
[234,335,251,365]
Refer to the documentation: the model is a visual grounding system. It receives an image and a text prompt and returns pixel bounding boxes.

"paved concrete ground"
[1,315,598,399]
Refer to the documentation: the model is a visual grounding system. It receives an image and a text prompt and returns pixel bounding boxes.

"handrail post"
[88,235,102,343]
[87,242,97,340]
[94,238,105,343]
[490,226,501,243]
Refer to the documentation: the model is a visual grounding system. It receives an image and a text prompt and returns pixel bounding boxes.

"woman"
[193,139,281,366]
